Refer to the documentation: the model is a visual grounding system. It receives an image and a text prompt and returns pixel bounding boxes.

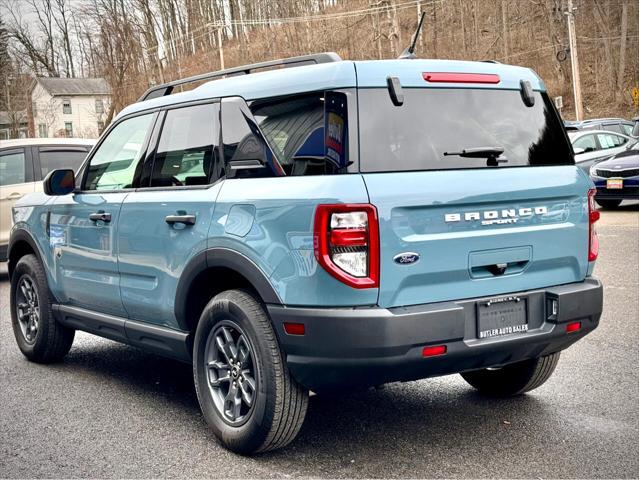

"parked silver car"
[568,129,632,172]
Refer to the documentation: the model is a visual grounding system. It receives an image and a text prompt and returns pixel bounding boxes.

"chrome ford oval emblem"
[393,252,420,265]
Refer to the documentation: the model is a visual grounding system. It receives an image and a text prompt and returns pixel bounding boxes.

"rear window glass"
[359,88,573,172]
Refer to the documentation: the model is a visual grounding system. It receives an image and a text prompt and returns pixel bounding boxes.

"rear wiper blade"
[443,146,507,166]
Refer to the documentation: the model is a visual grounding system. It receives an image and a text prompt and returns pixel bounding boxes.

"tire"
[193,289,308,454]
[460,352,560,397]
[10,254,75,363]
[595,198,622,209]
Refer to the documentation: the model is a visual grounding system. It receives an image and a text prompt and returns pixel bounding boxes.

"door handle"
[6,192,23,200]
[165,214,196,226]
[89,211,111,223]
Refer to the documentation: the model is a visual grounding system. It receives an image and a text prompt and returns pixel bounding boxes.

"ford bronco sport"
[8,53,603,454]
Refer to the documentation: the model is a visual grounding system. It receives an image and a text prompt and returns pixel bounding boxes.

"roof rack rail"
[138,52,342,102]
[480,60,501,64]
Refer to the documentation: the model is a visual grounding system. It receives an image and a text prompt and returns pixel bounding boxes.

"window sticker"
[324,92,348,169]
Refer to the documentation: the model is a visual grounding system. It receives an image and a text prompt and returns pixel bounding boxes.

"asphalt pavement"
[1,203,638,478]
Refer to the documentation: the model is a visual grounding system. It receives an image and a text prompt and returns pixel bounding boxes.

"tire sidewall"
[10,255,53,358]
[193,292,278,454]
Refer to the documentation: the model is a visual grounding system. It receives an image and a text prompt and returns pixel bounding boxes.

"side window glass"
[40,149,89,178]
[611,135,627,147]
[603,124,622,134]
[84,114,154,191]
[0,150,26,186]
[622,124,633,136]
[597,133,624,149]
[151,103,220,187]
[573,135,596,152]
[221,97,282,179]
[250,91,349,176]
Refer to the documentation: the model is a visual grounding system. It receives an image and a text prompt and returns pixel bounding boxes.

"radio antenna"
[399,11,426,59]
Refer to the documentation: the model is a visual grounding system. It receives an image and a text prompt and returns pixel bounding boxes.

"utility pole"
[501,0,508,61]
[565,0,584,121]
[217,27,225,70]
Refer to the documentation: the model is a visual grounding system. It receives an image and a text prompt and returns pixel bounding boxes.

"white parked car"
[0,138,95,261]
[568,129,632,172]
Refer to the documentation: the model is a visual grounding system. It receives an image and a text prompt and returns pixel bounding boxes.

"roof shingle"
[37,77,110,96]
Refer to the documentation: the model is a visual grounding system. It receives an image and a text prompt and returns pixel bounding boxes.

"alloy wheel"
[16,275,40,344]
[204,321,258,425]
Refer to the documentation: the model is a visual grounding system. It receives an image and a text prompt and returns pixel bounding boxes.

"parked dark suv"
[565,117,635,136]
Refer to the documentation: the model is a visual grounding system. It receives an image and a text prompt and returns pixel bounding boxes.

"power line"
[143,0,445,55]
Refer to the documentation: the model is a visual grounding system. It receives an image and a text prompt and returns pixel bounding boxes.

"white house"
[0,110,28,140]
[29,77,111,139]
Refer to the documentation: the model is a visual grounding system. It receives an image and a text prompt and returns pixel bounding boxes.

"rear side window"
[359,88,573,172]
[152,103,220,187]
[621,124,633,136]
[572,134,597,152]
[0,150,26,186]
[250,91,351,176]
[39,148,89,177]
[221,97,280,179]
[596,133,626,149]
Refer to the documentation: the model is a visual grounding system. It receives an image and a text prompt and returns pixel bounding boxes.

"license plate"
[477,297,528,339]
[607,178,623,189]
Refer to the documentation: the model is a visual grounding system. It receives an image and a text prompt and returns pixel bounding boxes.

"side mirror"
[573,147,585,155]
[43,169,75,196]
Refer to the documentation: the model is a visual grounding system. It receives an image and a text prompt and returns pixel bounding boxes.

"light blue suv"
[8,53,603,453]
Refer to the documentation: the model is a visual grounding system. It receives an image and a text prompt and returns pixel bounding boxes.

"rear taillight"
[588,188,600,262]
[314,204,379,288]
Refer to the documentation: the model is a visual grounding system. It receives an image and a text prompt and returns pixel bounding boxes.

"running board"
[52,305,192,363]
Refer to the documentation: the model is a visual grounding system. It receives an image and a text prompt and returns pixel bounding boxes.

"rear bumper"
[595,185,639,200]
[267,278,603,391]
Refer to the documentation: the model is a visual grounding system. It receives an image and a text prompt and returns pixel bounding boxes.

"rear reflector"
[283,322,305,335]
[422,72,500,84]
[329,228,367,247]
[566,321,581,333]
[422,345,447,357]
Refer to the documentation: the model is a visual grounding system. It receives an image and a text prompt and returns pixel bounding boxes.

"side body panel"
[48,192,129,316]
[118,185,222,328]
[363,166,593,309]
[211,175,375,307]
[10,192,55,277]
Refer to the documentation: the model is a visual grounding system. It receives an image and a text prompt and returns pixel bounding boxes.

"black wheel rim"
[204,320,258,425]
[16,275,40,344]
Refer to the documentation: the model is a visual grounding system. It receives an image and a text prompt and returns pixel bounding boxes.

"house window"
[95,99,104,114]
[62,99,72,114]
[64,122,73,137]
[38,124,48,138]
[97,121,105,134]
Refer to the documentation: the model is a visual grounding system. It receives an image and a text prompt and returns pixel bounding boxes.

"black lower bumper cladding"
[267,278,603,391]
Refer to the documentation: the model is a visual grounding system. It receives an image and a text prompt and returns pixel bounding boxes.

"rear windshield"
[358,88,573,172]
